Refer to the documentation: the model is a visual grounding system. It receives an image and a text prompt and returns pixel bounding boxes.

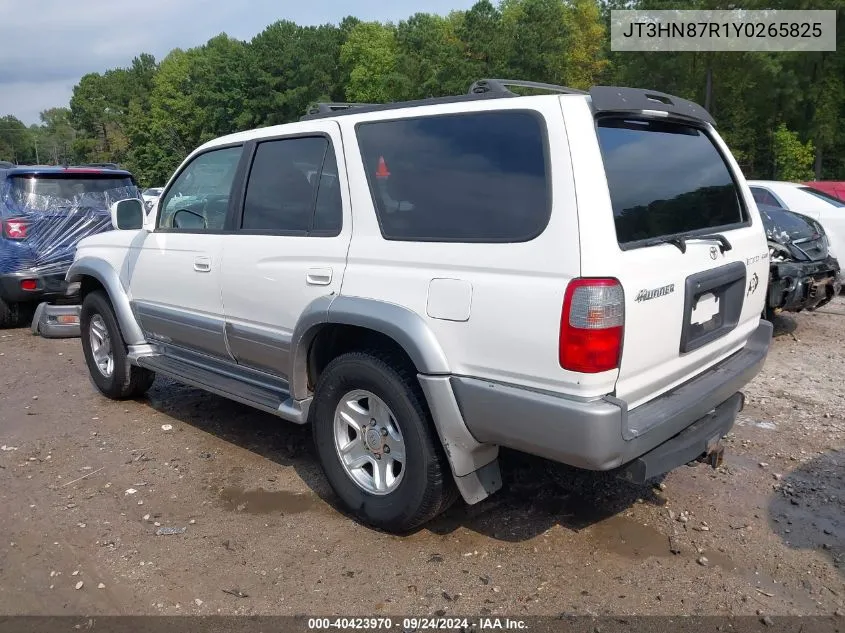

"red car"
[802,181,845,203]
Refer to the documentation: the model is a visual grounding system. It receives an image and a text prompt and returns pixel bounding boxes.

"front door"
[128,145,244,360]
[220,122,351,379]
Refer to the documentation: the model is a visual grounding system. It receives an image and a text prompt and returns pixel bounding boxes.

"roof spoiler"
[589,86,715,126]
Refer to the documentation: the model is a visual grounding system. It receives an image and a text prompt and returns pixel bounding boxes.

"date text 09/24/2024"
[307,618,529,630]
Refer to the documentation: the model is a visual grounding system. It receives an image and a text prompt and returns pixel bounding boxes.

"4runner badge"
[635,284,675,302]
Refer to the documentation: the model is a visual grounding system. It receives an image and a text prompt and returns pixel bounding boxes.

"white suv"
[68,79,772,532]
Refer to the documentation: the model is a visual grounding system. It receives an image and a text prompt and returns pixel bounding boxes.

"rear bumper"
[0,271,72,303]
[453,320,772,481]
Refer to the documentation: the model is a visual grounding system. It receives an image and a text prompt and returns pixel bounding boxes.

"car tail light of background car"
[3,218,28,240]
[560,278,625,373]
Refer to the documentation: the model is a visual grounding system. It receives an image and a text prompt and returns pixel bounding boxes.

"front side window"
[158,146,243,231]
[240,136,342,235]
[596,118,746,246]
[356,110,550,242]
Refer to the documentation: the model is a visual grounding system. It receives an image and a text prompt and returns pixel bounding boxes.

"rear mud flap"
[31,302,81,339]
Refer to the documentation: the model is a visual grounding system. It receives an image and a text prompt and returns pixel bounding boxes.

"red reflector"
[3,219,28,239]
[560,278,624,373]
[20,279,37,291]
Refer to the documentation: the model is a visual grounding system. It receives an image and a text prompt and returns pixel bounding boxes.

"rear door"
[565,101,768,414]
[220,121,351,379]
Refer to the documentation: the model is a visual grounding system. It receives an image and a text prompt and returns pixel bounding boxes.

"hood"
[758,204,824,243]
[757,203,829,262]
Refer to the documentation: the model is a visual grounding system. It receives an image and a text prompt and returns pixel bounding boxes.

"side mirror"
[110,199,145,230]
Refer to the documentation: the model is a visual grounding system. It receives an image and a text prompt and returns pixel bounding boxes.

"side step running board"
[136,354,311,424]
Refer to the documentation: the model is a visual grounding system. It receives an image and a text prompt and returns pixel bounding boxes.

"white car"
[66,79,772,532]
[141,187,164,212]
[748,180,845,259]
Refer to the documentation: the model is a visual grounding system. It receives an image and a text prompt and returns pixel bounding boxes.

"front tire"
[80,290,155,399]
[312,351,455,533]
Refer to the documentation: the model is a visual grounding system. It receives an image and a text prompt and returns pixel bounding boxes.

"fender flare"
[289,295,497,482]
[66,257,146,345]
[289,295,450,401]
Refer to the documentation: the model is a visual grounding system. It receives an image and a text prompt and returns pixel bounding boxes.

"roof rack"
[305,103,374,117]
[469,78,588,96]
[297,80,714,127]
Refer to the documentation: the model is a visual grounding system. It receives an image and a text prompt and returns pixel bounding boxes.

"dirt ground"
[0,300,843,618]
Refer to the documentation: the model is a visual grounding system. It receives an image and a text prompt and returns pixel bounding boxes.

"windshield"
[596,118,746,247]
[799,186,845,208]
[143,188,163,196]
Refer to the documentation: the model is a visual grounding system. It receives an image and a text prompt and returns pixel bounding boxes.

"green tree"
[37,108,76,164]
[773,124,815,182]
[0,116,35,164]
[340,22,405,103]
[563,0,609,89]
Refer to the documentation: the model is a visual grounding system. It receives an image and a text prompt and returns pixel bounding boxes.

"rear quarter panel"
[338,97,610,395]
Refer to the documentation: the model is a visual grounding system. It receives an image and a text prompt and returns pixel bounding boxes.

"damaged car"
[0,165,141,332]
[758,202,841,319]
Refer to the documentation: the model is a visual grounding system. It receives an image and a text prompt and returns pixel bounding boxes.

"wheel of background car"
[80,290,156,400]
[0,298,19,329]
[311,350,456,533]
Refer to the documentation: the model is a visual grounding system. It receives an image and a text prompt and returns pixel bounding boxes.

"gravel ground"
[0,299,843,617]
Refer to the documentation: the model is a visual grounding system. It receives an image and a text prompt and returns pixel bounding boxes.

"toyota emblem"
[709,246,719,260]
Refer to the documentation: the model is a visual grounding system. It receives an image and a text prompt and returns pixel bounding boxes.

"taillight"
[560,278,624,373]
[3,218,28,240]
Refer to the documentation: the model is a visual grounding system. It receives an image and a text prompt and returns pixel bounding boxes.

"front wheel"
[312,351,456,533]
[80,290,155,399]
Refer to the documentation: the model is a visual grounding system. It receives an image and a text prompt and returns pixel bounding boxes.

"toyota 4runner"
[67,79,773,532]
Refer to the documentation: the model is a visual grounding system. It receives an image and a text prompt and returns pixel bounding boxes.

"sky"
[0,0,480,125]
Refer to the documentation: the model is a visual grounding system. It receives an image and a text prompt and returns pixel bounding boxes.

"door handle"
[194,256,211,273]
[306,268,333,286]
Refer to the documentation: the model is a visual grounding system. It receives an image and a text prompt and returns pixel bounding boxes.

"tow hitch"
[697,435,725,469]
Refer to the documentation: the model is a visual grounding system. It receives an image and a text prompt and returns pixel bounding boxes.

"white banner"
[611,10,837,52]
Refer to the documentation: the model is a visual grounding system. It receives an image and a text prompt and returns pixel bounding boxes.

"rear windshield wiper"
[686,233,733,253]
[644,233,733,255]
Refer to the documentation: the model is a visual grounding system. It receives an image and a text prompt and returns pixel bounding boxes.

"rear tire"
[312,351,455,533]
[80,290,155,399]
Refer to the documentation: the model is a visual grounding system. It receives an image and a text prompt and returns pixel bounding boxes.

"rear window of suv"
[8,173,137,208]
[596,118,746,247]
[356,110,550,242]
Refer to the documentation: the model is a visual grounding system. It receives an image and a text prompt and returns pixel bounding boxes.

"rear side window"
[596,119,746,247]
[356,111,550,242]
[241,136,342,235]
